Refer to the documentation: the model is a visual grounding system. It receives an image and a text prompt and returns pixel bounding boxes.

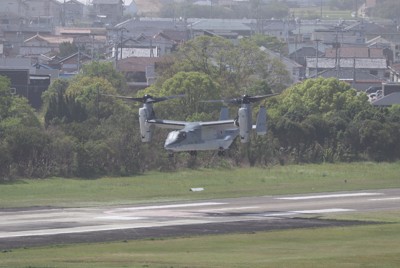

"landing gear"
[218,147,225,156]
[189,151,197,157]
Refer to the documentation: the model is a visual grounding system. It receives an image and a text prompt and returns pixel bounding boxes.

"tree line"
[1,36,400,180]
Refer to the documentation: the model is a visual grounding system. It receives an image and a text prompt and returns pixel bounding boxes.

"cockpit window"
[166,130,187,146]
[177,131,186,142]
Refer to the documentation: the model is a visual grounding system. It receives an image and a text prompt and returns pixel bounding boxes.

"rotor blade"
[151,94,185,103]
[101,94,141,101]
[246,93,279,103]
[200,99,227,103]
[102,94,185,104]
[202,93,279,105]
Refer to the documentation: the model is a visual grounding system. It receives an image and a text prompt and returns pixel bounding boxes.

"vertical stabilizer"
[219,106,229,120]
[256,106,267,135]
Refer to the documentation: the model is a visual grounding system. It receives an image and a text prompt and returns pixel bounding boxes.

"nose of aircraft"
[164,130,187,151]
[164,130,179,150]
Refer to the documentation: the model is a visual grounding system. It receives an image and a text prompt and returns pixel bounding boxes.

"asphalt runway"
[1,188,399,250]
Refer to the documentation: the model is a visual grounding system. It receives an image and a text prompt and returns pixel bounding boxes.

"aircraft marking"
[198,206,259,212]
[369,197,400,201]
[263,208,354,217]
[108,202,226,212]
[97,216,146,221]
[276,193,383,200]
[292,208,355,214]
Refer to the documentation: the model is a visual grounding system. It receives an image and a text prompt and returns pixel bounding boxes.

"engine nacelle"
[139,106,154,142]
[238,106,252,143]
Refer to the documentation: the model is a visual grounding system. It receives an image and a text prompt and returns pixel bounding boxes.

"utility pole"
[315,39,321,77]
[355,0,358,19]
[334,27,340,78]
[91,34,94,62]
[77,46,81,72]
[120,27,128,60]
[320,0,323,19]
[114,27,128,69]
[120,31,123,60]
[62,0,66,26]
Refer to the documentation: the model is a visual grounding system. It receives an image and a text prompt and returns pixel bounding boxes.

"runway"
[1,188,399,249]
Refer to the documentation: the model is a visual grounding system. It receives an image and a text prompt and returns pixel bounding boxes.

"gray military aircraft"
[109,94,274,155]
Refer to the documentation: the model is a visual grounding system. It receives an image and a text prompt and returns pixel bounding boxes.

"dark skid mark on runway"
[0,206,61,212]
[0,218,381,250]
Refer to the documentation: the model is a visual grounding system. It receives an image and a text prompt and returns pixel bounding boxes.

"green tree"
[139,71,221,121]
[0,76,12,120]
[250,34,287,55]
[270,78,368,119]
[66,76,120,120]
[158,36,290,97]
[43,79,70,125]
[267,77,372,163]
[79,62,126,92]
[59,42,78,58]
[0,97,44,178]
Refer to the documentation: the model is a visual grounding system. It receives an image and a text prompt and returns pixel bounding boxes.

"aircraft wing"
[199,120,235,127]
[147,119,235,130]
[147,119,187,129]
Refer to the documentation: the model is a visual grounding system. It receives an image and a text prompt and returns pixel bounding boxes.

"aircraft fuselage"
[164,123,239,152]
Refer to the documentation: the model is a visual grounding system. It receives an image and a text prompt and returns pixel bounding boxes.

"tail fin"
[255,106,267,135]
[219,107,229,120]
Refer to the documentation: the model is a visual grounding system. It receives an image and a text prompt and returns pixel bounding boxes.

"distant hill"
[134,0,163,16]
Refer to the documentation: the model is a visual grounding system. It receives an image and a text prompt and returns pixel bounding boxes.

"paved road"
[0,188,399,249]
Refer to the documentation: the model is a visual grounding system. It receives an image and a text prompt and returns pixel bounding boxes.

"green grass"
[290,7,354,19]
[1,223,400,268]
[1,162,399,208]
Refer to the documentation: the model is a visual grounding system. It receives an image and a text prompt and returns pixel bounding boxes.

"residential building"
[117,56,164,90]
[20,34,74,57]
[0,57,51,109]
[389,63,400,82]
[56,27,108,58]
[371,83,400,106]
[367,35,400,63]
[58,51,92,73]
[318,68,384,91]
[111,18,188,60]
[63,0,85,25]
[120,35,159,59]
[259,19,297,43]
[324,47,385,59]
[311,28,365,45]
[189,19,253,39]
[261,46,302,83]
[25,0,62,26]
[92,0,124,25]
[306,57,388,80]
[289,46,324,71]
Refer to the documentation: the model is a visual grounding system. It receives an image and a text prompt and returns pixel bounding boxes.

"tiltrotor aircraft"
[110,94,274,155]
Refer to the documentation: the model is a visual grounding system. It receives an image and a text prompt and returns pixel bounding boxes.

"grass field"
[290,7,354,20]
[0,162,399,208]
[0,162,399,267]
[1,223,399,267]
